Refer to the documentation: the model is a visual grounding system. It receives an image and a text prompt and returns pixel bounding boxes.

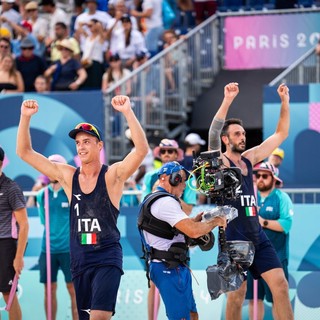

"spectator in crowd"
[0,0,22,37]
[268,147,285,169]
[162,29,181,92]
[50,22,81,62]
[193,0,217,25]
[105,1,138,44]
[246,162,293,320]
[16,37,47,92]
[0,53,24,93]
[79,18,106,89]
[0,146,29,320]
[207,82,293,320]
[34,75,49,93]
[0,37,12,59]
[130,0,164,57]
[39,0,71,44]
[17,96,148,320]
[180,132,206,171]
[109,13,146,69]
[141,138,197,320]
[24,1,48,58]
[139,161,226,320]
[74,0,111,52]
[101,53,132,95]
[44,39,87,91]
[37,154,78,320]
[1,17,41,57]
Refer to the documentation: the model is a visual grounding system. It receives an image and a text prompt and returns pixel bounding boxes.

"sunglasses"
[0,45,9,49]
[22,47,34,50]
[255,173,272,180]
[160,149,175,155]
[75,123,101,140]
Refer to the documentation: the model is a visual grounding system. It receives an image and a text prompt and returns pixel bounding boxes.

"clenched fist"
[111,95,131,113]
[21,99,39,117]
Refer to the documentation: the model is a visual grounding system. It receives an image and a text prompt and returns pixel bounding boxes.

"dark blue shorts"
[0,238,16,293]
[150,262,197,320]
[73,265,122,320]
[246,239,282,280]
[39,252,72,283]
[246,259,289,302]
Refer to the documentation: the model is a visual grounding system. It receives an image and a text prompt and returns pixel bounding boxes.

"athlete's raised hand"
[111,95,132,113]
[21,99,39,117]
[224,82,239,101]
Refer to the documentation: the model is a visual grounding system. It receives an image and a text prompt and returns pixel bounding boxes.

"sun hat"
[153,139,184,161]
[253,161,283,186]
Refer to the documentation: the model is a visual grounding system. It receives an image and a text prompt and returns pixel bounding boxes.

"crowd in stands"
[0,0,316,95]
[0,0,199,94]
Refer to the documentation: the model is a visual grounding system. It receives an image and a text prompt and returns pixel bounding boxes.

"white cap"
[185,133,206,145]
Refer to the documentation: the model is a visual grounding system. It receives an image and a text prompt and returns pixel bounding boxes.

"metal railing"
[102,7,320,164]
[103,15,220,163]
[269,46,320,86]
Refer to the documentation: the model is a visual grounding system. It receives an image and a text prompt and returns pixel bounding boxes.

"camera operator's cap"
[271,147,285,160]
[69,122,102,141]
[185,133,206,146]
[158,161,191,180]
[48,154,67,164]
[0,146,5,161]
[153,139,184,161]
[253,161,283,186]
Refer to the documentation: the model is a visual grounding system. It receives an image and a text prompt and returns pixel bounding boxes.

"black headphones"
[168,162,183,186]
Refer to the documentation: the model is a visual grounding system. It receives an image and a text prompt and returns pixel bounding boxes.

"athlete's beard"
[230,141,246,153]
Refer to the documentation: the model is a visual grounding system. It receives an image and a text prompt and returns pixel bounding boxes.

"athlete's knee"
[271,276,289,299]
[230,281,247,303]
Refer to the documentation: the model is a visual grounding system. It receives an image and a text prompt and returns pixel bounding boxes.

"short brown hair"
[221,118,243,137]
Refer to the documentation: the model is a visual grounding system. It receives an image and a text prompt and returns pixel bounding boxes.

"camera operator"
[138,161,226,320]
[208,82,293,320]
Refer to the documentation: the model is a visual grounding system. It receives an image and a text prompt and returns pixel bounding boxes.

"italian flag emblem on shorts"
[81,233,97,245]
[245,206,257,217]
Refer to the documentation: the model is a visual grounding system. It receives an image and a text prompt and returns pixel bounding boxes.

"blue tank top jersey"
[224,156,268,245]
[70,165,123,277]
